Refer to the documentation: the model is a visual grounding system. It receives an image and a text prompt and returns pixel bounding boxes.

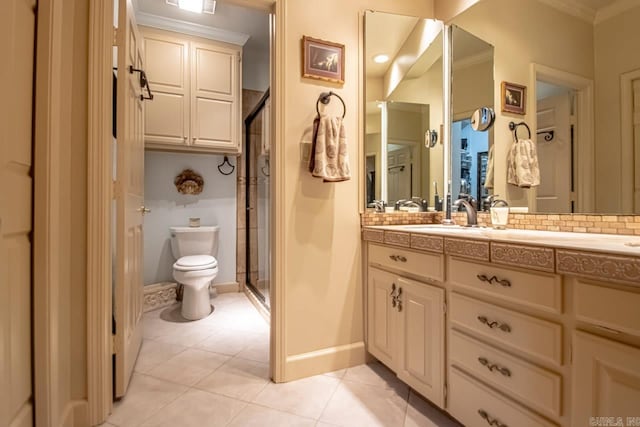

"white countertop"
[365,224,640,258]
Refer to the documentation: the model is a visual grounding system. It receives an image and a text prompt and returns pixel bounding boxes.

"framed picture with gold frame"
[501,81,526,115]
[301,36,345,84]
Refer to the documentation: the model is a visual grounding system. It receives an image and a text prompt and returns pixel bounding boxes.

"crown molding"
[536,0,596,23]
[135,11,250,45]
[595,0,640,24]
[453,50,493,71]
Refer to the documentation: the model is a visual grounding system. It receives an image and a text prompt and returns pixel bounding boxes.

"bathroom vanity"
[362,224,640,427]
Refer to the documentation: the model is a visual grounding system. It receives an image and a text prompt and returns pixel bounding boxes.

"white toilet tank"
[170,226,219,260]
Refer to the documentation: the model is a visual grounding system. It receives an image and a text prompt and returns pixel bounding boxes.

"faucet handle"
[372,200,386,213]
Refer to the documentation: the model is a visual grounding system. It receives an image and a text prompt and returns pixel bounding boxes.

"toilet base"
[181,283,212,320]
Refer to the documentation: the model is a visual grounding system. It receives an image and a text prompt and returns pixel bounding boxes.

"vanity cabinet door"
[367,267,398,370]
[397,277,445,408]
[572,331,640,426]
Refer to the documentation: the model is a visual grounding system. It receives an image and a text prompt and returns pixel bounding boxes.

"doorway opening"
[451,118,489,208]
[109,0,273,417]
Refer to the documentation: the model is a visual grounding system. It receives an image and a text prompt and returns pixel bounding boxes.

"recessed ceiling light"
[178,0,203,13]
[373,54,390,64]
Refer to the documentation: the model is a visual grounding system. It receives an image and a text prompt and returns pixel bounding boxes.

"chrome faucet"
[372,200,386,213]
[453,198,478,226]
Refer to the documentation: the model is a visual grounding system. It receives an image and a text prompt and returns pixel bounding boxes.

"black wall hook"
[508,121,532,142]
[217,156,235,175]
[316,91,346,118]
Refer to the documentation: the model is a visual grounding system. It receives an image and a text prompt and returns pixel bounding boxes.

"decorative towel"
[484,144,495,189]
[261,98,271,156]
[507,138,540,188]
[309,113,351,182]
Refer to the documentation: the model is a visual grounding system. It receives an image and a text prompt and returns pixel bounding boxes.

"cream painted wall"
[279,0,433,379]
[434,0,481,22]
[143,151,237,286]
[594,6,640,211]
[450,0,593,207]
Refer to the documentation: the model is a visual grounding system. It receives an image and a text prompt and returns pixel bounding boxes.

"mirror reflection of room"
[450,0,640,214]
[451,25,494,212]
[365,11,444,211]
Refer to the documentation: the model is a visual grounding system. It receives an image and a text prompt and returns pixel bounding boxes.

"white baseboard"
[283,341,367,382]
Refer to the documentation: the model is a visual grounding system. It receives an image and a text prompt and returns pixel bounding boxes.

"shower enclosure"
[244,89,271,309]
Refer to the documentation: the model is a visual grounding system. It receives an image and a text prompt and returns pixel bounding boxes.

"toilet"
[170,225,220,320]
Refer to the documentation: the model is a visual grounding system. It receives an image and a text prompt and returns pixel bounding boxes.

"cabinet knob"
[137,206,151,215]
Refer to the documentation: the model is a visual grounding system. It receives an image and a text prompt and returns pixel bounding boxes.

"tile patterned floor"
[105,292,461,427]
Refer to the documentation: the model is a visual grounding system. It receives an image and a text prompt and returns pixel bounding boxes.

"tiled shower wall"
[237,89,265,289]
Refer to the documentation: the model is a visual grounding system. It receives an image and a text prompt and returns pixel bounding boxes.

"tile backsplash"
[361,211,640,236]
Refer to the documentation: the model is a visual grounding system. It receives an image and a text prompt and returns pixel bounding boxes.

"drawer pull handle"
[477,316,511,333]
[388,254,407,263]
[392,287,403,312]
[477,274,511,288]
[478,409,508,427]
[390,283,397,307]
[478,357,512,377]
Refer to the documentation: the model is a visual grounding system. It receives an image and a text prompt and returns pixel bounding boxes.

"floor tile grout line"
[313,374,343,423]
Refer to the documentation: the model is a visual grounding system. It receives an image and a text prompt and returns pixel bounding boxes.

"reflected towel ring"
[508,121,532,142]
[316,91,346,118]
[217,155,235,176]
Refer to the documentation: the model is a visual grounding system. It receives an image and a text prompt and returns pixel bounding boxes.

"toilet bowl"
[170,226,220,320]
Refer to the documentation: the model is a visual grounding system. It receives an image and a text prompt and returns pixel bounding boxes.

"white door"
[396,277,445,408]
[387,148,412,204]
[572,331,640,426]
[115,0,145,398]
[536,93,572,213]
[633,78,640,213]
[0,0,36,426]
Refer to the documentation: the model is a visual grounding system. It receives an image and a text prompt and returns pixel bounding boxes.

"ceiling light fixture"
[373,54,390,64]
[167,0,217,14]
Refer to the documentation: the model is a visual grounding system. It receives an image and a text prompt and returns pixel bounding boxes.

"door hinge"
[113,27,118,46]
[443,301,447,314]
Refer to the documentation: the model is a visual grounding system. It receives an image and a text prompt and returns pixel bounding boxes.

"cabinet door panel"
[367,268,397,369]
[193,47,233,96]
[144,92,187,145]
[397,277,445,408]
[192,98,233,147]
[572,331,640,426]
[142,30,189,145]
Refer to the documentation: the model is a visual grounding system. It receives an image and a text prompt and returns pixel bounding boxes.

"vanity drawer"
[449,257,562,314]
[450,293,563,366]
[574,279,640,337]
[369,243,444,283]
[450,330,562,417]
[449,367,558,427]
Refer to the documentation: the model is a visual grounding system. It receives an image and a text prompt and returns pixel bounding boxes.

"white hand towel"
[507,138,540,188]
[309,113,351,182]
[484,144,495,189]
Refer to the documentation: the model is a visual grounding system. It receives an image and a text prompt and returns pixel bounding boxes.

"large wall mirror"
[365,11,445,210]
[450,0,640,214]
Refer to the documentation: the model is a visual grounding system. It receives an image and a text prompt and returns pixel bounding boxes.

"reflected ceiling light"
[167,0,217,14]
[373,54,390,64]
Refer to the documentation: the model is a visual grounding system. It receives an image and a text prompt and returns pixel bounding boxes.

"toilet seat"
[173,255,217,271]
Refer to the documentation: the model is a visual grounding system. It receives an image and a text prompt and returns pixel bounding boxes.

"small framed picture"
[302,36,345,84]
[501,81,526,115]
